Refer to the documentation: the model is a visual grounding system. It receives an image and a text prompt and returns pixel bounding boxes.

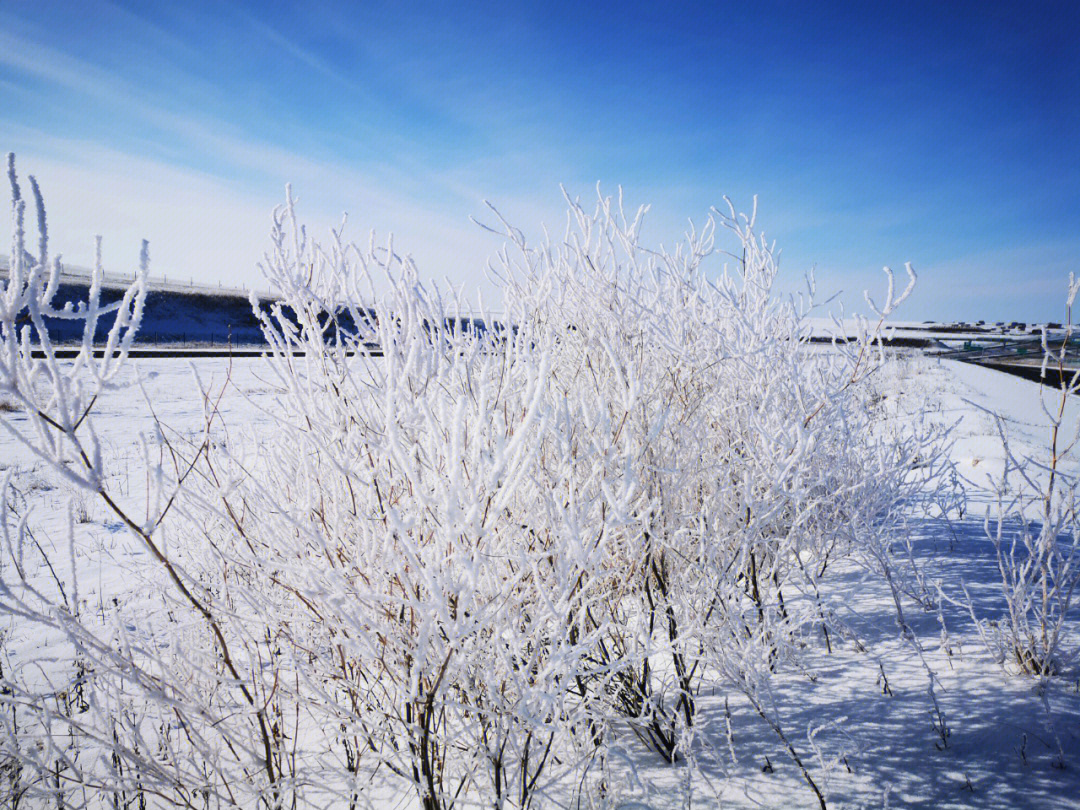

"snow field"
[4,356,1080,808]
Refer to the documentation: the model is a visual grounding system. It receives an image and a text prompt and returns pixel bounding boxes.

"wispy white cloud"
[0,29,108,94]
[4,131,522,302]
[0,11,531,297]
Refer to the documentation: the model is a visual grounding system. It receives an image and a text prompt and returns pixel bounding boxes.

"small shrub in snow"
[974,280,1080,678]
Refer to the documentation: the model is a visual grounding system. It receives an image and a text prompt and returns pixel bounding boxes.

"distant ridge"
[1,257,271,346]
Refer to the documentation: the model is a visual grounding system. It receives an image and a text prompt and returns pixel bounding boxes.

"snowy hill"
[30,282,268,346]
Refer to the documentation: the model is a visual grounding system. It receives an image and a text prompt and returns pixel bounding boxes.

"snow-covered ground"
[3,354,1080,808]
[607,355,1080,808]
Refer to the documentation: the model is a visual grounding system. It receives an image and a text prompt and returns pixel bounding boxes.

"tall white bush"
[1,158,945,808]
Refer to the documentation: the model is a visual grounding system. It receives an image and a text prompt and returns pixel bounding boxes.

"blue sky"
[2,0,1077,320]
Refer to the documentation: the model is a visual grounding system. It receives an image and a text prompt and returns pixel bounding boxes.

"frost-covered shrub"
[166,192,619,808]
[0,157,945,808]
[973,280,1080,678]
[480,194,945,800]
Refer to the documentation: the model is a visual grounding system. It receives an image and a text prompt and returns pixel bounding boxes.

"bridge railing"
[933,335,1080,362]
[0,255,279,301]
